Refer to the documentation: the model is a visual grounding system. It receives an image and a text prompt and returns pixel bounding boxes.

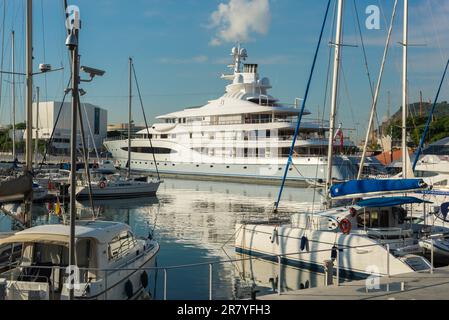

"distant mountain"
[390,101,449,121]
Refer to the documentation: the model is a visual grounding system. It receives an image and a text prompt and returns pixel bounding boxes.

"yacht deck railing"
[0,239,438,301]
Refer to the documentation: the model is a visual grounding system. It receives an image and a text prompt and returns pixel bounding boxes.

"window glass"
[357,211,370,228]
[108,231,136,261]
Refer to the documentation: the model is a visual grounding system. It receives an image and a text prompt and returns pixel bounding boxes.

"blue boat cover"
[357,196,431,208]
[330,179,426,199]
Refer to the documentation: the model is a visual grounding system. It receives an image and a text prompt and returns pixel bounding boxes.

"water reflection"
[1,178,327,300]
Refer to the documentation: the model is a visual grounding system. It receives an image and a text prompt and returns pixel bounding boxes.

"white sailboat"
[76,58,161,200]
[235,0,448,281]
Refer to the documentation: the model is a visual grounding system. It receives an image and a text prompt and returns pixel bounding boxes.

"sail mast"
[357,0,398,180]
[402,0,408,178]
[25,0,33,172]
[11,30,16,160]
[128,57,132,179]
[325,0,344,207]
[34,86,40,166]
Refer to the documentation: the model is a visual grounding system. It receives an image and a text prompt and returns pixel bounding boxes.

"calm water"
[0,178,331,300]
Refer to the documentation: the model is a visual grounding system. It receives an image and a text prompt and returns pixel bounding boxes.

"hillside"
[380,101,449,146]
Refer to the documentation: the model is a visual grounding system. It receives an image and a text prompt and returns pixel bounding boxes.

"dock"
[257,267,449,300]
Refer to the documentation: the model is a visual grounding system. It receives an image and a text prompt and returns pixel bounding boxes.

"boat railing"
[0,238,437,301]
[366,228,413,240]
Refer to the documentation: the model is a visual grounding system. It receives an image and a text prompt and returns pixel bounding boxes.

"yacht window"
[108,231,137,261]
[33,243,69,266]
[76,239,93,269]
[190,133,193,139]
[435,180,448,186]
[357,211,370,228]
[370,211,379,227]
[161,134,168,139]
[121,147,175,154]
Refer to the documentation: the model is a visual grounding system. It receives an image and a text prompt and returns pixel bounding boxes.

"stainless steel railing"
[0,238,441,300]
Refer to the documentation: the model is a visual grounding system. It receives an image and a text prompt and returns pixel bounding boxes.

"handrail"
[0,239,421,273]
[0,238,436,300]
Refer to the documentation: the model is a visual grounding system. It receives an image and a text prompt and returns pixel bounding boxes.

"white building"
[25,101,107,154]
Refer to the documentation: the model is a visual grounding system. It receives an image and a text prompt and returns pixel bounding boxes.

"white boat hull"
[104,139,357,184]
[235,223,422,280]
[75,181,160,200]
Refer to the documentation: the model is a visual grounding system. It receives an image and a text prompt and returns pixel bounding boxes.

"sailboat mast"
[357,0,398,180]
[11,30,16,160]
[34,86,39,166]
[25,0,33,171]
[402,0,408,178]
[128,57,132,179]
[325,0,344,206]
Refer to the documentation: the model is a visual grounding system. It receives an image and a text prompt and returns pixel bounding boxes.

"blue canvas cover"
[356,196,431,208]
[330,179,426,199]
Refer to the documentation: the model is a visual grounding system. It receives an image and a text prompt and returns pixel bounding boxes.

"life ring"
[124,279,134,299]
[98,181,107,189]
[339,218,352,235]
[141,271,149,288]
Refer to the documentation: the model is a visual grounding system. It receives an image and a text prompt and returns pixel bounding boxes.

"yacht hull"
[235,223,419,280]
[75,182,160,200]
[104,139,356,185]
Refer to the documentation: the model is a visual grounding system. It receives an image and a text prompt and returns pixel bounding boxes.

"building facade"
[25,101,107,154]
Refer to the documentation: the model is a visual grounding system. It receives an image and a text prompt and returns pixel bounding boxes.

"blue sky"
[0,0,448,142]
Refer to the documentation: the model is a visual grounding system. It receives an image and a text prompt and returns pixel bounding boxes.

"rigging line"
[339,64,356,130]
[377,0,389,36]
[131,61,161,181]
[274,0,332,213]
[40,0,49,102]
[311,0,338,215]
[81,102,100,160]
[352,0,374,98]
[412,59,449,171]
[0,0,7,123]
[426,0,445,64]
[357,0,399,181]
[38,77,72,172]
[77,90,97,220]
[322,0,338,122]
[353,0,386,155]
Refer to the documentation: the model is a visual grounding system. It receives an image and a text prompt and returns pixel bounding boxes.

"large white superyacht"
[104,47,357,185]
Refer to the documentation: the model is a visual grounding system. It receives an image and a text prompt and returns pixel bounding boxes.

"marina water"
[0,178,344,300]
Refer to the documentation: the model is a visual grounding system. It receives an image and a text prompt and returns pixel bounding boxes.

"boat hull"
[235,223,418,280]
[75,182,160,200]
[104,138,358,185]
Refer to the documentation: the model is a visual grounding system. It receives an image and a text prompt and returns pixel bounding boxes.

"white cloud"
[208,0,271,46]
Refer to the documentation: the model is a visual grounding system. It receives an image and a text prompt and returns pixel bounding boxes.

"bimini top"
[0,221,130,247]
[357,196,432,208]
[330,179,427,199]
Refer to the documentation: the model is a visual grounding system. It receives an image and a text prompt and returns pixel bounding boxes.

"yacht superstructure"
[105,47,357,185]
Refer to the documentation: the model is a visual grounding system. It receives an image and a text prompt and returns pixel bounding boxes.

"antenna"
[230,44,247,73]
